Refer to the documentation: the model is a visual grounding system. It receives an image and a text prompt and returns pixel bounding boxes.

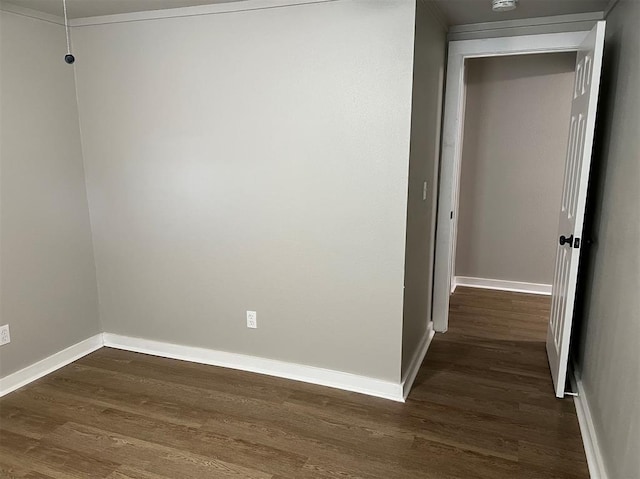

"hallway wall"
[402,0,446,375]
[455,53,575,286]
[575,1,640,477]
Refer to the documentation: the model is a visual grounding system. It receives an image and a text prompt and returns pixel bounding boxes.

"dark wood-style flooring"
[0,287,588,478]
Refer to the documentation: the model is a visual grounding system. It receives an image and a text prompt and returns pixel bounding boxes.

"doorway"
[445,52,576,398]
[451,52,576,296]
[432,24,606,398]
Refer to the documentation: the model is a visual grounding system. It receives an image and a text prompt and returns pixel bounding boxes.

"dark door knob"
[559,234,574,247]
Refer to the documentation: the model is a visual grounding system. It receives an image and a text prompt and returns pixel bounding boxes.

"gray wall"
[402,0,446,374]
[73,0,416,382]
[0,11,100,377]
[576,1,640,477]
[455,53,575,285]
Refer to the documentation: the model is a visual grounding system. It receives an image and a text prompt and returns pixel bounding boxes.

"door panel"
[546,21,606,398]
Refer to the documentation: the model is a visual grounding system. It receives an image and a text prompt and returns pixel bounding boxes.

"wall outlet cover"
[0,324,10,346]
[246,311,257,329]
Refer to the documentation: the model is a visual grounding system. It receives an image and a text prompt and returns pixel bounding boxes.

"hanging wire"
[63,0,75,64]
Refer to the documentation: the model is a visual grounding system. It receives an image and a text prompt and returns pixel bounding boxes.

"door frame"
[432,30,594,332]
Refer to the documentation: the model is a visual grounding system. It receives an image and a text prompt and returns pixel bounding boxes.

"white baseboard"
[571,366,609,479]
[453,276,552,295]
[103,333,404,402]
[0,332,409,402]
[401,323,435,399]
[0,334,104,397]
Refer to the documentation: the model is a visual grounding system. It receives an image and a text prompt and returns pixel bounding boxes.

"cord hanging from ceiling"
[62,0,75,64]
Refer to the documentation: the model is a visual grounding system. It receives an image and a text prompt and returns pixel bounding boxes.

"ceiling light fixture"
[62,0,75,64]
[492,0,518,12]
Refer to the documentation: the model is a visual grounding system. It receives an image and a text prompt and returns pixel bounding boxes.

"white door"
[546,21,606,398]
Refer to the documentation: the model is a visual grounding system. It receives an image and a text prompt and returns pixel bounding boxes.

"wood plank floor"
[0,287,588,478]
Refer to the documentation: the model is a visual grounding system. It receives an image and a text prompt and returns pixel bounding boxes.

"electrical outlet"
[0,324,10,346]
[246,311,257,329]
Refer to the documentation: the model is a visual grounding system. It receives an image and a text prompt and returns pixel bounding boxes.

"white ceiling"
[4,0,248,19]
[4,0,610,23]
[432,0,610,26]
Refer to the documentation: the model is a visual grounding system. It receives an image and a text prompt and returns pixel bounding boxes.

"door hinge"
[450,211,453,219]
[574,237,581,248]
